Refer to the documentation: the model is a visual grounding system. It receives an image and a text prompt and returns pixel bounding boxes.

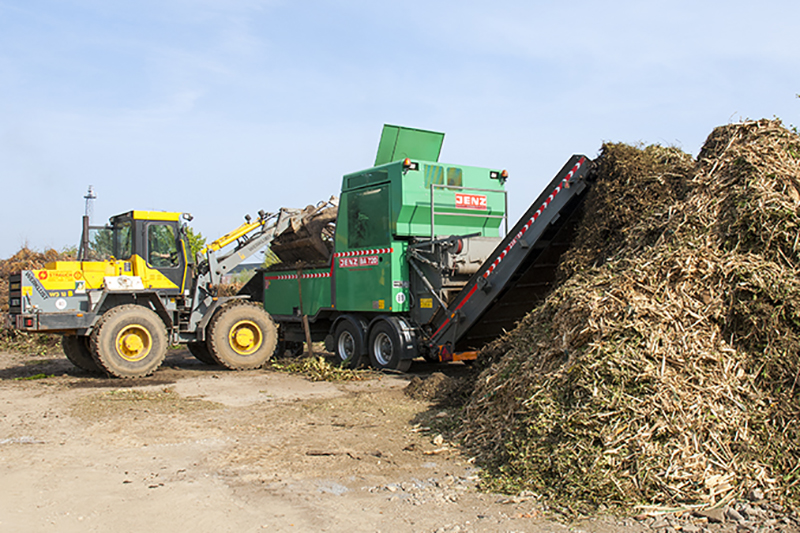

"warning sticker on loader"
[25,272,48,299]
[37,270,82,283]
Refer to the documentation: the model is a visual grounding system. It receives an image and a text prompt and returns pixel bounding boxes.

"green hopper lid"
[374,124,444,166]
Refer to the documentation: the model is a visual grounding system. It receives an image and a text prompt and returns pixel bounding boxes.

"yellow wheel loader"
[6,208,304,377]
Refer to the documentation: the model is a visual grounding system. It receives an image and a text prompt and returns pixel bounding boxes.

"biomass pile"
[0,247,67,351]
[463,119,800,511]
[0,247,63,314]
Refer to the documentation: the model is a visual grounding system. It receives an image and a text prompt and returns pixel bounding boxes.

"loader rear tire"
[207,301,277,370]
[90,305,168,378]
[187,342,216,365]
[62,335,102,373]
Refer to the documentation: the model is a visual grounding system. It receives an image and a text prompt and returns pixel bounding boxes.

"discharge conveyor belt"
[429,155,594,357]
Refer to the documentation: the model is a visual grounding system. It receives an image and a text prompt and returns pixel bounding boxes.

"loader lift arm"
[187,203,336,340]
[186,209,288,340]
[199,210,281,287]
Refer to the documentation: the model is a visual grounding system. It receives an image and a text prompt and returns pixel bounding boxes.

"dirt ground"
[0,349,642,533]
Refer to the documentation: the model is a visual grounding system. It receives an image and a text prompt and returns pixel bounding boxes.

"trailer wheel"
[273,326,305,358]
[207,301,277,370]
[367,319,412,372]
[287,342,304,357]
[333,316,366,369]
[274,341,304,358]
[61,335,102,373]
[187,342,216,365]
[90,305,168,378]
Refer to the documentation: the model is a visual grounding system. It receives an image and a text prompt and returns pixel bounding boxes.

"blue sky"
[1,0,798,258]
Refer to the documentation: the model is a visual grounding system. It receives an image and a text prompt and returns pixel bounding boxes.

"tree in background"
[184,226,206,260]
[88,227,114,260]
[262,249,281,269]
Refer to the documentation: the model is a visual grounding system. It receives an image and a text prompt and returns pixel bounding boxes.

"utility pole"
[84,185,96,222]
[79,186,97,260]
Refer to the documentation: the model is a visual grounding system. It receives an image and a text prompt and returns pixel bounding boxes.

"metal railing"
[429,183,508,243]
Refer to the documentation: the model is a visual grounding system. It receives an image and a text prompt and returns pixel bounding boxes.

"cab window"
[148,223,178,267]
[347,186,390,249]
[87,226,113,260]
[114,220,133,260]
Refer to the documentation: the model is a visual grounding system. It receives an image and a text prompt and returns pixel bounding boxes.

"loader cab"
[108,211,191,292]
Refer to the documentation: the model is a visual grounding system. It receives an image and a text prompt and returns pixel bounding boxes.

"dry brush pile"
[463,119,800,511]
[0,247,69,351]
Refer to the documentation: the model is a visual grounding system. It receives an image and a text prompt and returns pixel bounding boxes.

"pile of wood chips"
[0,247,68,350]
[0,248,62,314]
[463,120,800,512]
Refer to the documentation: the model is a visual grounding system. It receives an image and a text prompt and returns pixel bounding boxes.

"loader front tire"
[207,301,277,370]
[62,335,102,373]
[90,305,168,378]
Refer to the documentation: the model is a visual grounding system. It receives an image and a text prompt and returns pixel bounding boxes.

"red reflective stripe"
[431,284,479,338]
[456,285,478,311]
[432,318,450,338]
[333,247,393,258]
[264,272,331,281]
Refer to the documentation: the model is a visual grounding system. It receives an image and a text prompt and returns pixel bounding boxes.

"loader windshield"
[85,226,114,261]
[81,220,133,261]
[114,220,133,260]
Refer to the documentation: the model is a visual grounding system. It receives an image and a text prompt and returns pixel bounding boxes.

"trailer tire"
[90,305,168,378]
[207,301,277,370]
[333,316,366,369]
[187,342,216,365]
[367,318,412,372]
[62,335,102,373]
[422,350,440,364]
[287,342,304,357]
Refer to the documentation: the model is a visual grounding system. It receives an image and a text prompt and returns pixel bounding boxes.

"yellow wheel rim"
[228,320,263,356]
[115,325,152,362]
